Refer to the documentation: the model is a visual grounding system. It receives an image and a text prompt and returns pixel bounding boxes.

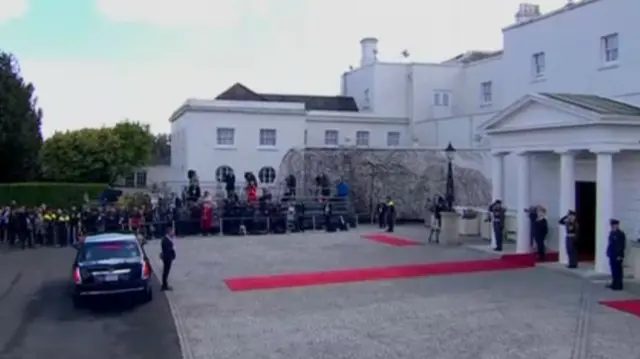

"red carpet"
[224,258,532,291]
[600,299,640,318]
[361,233,421,246]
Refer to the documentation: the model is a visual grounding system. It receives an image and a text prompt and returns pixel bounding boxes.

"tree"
[151,133,171,165]
[0,51,43,182]
[40,121,154,183]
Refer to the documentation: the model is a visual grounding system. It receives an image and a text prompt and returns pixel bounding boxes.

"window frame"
[324,129,339,145]
[216,127,235,146]
[532,52,546,77]
[355,130,370,147]
[601,33,619,64]
[259,128,277,147]
[387,131,400,147]
[480,81,492,105]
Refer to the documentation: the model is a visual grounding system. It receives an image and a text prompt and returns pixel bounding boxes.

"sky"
[0,0,569,137]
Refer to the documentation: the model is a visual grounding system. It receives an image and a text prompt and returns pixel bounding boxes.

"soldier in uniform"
[559,210,579,268]
[428,196,445,243]
[606,219,626,291]
[488,200,506,251]
[323,198,334,232]
[385,196,396,233]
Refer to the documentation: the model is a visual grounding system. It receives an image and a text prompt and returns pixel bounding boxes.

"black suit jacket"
[161,236,176,262]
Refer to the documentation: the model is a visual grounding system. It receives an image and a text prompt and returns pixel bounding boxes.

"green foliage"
[40,120,154,183]
[0,51,44,182]
[0,182,107,207]
[151,133,171,165]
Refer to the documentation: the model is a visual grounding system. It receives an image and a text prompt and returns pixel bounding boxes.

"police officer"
[606,219,626,291]
[56,209,70,247]
[488,200,506,251]
[385,196,395,233]
[559,210,579,268]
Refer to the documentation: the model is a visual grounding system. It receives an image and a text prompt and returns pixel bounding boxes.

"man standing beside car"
[160,227,176,291]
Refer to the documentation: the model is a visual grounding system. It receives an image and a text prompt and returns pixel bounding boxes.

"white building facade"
[166,0,640,273]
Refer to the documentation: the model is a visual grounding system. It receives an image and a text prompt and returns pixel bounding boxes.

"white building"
[167,0,640,273]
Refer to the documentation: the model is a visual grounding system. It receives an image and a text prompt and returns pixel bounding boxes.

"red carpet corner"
[600,299,640,318]
[361,233,422,246]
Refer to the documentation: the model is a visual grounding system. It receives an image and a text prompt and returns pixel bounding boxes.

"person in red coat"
[247,184,258,203]
[200,202,212,236]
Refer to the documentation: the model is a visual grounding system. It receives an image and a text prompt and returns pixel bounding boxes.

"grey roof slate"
[540,93,640,116]
[216,83,359,112]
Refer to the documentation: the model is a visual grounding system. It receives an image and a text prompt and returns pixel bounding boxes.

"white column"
[490,152,505,249]
[593,149,616,274]
[557,150,575,265]
[516,152,530,253]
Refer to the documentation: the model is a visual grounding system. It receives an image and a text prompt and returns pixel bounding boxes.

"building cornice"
[168,100,306,122]
[306,111,409,124]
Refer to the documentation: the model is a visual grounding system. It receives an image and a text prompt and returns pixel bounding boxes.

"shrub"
[0,182,108,208]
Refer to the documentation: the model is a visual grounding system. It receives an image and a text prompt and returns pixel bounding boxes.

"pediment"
[484,94,599,133]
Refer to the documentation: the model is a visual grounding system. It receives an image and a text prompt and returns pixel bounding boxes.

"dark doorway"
[574,181,596,260]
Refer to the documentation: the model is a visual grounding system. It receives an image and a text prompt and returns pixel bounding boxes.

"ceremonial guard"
[428,196,445,243]
[559,210,579,268]
[606,219,626,291]
[488,200,506,251]
[323,198,334,232]
[532,206,549,261]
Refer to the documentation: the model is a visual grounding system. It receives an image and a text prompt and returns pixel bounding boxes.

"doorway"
[574,181,596,260]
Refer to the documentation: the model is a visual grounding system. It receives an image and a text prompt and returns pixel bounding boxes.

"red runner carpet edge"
[224,258,533,292]
[361,233,422,246]
[599,299,640,318]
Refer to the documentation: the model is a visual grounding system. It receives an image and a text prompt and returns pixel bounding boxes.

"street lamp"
[444,142,456,211]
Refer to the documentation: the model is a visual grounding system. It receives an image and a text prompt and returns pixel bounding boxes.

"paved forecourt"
[0,245,182,359]
[146,226,640,359]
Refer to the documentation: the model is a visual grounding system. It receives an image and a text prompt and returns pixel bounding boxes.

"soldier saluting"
[606,219,626,291]
[559,210,579,269]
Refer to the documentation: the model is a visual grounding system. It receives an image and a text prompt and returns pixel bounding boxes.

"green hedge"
[0,182,108,208]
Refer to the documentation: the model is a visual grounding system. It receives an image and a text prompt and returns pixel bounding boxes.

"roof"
[84,233,138,243]
[216,83,359,112]
[504,0,601,31]
[443,50,503,64]
[539,93,640,116]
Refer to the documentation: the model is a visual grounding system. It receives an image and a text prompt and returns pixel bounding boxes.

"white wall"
[305,113,409,147]
[502,0,640,106]
[179,101,307,183]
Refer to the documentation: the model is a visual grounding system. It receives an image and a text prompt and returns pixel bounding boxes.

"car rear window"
[79,241,141,262]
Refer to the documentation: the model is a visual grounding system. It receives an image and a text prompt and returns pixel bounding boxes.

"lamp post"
[444,142,456,211]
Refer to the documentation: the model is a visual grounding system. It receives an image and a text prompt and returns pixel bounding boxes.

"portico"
[483,93,640,274]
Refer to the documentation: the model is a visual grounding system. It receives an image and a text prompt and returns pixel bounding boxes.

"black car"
[71,233,153,308]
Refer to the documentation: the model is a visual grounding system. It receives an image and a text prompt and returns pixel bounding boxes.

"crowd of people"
[0,171,357,250]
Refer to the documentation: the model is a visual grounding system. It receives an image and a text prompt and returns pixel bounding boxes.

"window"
[215,165,234,182]
[387,131,400,147]
[481,81,492,105]
[124,173,135,187]
[304,129,308,145]
[362,89,370,110]
[532,52,545,77]
[602,33,619,63]
[355,131,370,146]
[79,241,141,262]
[433,91,451,106]
[324,130,339,145]
[259,128,277,146]
[135,171,147,188]
[258,166,277,183]
[216,127,235,146]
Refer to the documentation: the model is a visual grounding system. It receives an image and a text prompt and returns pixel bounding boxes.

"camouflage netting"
[278,147,492,220]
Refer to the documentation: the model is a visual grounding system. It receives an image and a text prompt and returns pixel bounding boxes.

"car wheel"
[72,295,84,309]
[141,288,153,303]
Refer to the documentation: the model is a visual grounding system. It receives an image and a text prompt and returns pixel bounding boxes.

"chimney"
[515,3,541,23]
[360,37,378,67]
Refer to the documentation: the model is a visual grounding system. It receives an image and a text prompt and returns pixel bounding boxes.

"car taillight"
[142,261,151,279]
[73,267,82,284]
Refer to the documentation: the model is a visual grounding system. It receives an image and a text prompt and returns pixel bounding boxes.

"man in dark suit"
[160,227,177,291]
[607,219,626,291]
